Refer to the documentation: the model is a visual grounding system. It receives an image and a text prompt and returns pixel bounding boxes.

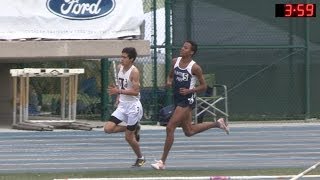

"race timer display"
[275,4,316,17]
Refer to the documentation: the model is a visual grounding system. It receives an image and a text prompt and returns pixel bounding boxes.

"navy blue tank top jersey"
[173,57,197,106]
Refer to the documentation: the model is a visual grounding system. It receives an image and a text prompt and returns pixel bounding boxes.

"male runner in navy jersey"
[151,40,229,170]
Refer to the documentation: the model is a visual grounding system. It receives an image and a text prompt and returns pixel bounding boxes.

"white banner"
[0,0,144,39]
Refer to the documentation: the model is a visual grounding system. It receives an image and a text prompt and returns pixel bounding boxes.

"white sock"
[138,156,144,159]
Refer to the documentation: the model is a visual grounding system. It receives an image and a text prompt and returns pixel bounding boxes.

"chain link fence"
[170,0,320,120]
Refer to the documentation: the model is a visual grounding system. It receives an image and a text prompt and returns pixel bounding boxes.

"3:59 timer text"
[275,4,316,17]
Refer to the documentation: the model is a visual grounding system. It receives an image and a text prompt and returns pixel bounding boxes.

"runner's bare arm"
[191,63,207,94]
[166,58,177,88]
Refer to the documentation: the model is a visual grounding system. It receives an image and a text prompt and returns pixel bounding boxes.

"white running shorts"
[111,100,143,126]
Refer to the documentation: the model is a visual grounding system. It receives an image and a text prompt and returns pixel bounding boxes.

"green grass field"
[1,168,320,180]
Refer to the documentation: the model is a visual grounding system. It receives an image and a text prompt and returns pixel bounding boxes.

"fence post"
[165,0,173,105]
[101,58,109,121]
[304,18,310,120]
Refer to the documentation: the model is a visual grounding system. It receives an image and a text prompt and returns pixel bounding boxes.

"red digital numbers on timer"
[284,4,315,17]
[275,3,316,17]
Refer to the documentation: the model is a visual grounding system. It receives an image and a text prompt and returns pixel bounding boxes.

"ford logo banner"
[46,0,116,20]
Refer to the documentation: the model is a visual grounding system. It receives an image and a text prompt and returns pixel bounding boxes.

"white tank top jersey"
[117,65,140,102]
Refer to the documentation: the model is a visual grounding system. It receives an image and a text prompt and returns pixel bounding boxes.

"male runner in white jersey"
[151,40,229,170]
[104,47,145,167]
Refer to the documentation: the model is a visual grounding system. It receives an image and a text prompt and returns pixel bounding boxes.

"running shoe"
[217,118,230,135]
[151,160,165,170]
[135,123,141,142]
[132,157,146,167]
